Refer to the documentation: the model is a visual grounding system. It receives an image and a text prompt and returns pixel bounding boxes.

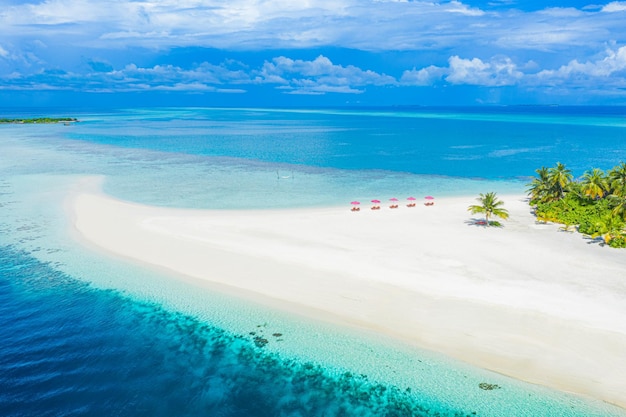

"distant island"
[0,117,78,124]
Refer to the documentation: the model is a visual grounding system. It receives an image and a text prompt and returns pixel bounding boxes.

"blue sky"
[1,0,626,107]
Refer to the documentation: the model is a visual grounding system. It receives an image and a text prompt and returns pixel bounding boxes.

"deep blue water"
[0,246,469,417]
[2,106,626,416]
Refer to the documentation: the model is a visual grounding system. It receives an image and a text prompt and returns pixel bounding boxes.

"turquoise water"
[1,107,626,416]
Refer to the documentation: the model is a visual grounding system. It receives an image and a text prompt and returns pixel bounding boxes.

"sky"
[1,0,626,108]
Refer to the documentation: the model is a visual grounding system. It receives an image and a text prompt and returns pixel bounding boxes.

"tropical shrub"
[528,162,626,247]
[609,236,626,248]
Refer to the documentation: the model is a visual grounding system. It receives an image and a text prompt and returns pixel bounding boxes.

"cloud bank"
[1,0,626,104]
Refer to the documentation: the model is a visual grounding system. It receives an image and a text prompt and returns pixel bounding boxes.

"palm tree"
[580,168,608,200]
[527,166,554,203]
[609,194,626,221]
[547,162,573,200]
[468,192,509,226]
[608,162,626,197]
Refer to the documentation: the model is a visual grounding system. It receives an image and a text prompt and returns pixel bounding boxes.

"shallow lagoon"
[1,107,626,416]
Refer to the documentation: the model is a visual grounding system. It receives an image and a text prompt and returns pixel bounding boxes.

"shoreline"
[68,179,626,408]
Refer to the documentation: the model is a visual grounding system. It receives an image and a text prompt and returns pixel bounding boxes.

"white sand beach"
[69,179,626,408]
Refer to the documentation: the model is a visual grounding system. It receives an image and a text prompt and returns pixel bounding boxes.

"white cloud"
[0,58,254,93]
[446,56,523,86]
[109,61,251,86]
[443,0,484,16]
[0,54,389,94]
[2,0,618,54]
[400,55,525,87]
[257,55,396,93]
[536,7,583,17]
[400,66,446,86]
[536,45,626,81]
[3,43,626,101]
[0,46,8,58]
[601,1,626,12]
[100,31,172,41]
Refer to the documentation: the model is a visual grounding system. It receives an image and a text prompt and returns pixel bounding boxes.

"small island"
[0,117,78,124]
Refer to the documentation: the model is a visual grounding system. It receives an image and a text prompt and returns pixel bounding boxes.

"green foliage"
[580,168,608,199]
[548,162,573,199]
[608,162,626,197]
[609,236,626,248]
[527,166,553,204]
[537,193,609,226]
[527,162,575,204]
[609,194,626,220]
[529,162,626,247]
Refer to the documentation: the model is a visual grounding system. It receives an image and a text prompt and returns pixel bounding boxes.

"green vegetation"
[467,192,509,227]
[527,162,626,248]
[0,117,77,124]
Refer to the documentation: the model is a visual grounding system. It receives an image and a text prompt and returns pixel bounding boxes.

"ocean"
[1,106,625,416]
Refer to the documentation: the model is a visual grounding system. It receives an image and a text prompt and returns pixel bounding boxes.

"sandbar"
[69,178,626,408]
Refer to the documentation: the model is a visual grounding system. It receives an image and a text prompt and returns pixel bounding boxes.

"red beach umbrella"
[351,201,361,205]
[390,198,399,202]
[424,196,434,200]
[371,199,381,204]
[407,197,416,201]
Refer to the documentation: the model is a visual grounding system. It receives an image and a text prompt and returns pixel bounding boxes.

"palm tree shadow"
[582,235,606,246]
[465,218,491,227]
